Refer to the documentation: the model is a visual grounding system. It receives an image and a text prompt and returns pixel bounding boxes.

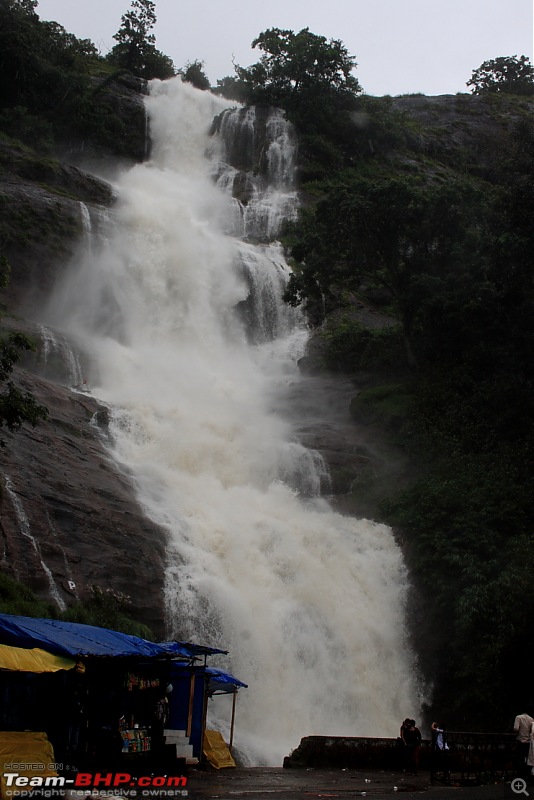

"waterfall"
[38,325,84,388]
[44,78,419,765]
[4,477,66,610]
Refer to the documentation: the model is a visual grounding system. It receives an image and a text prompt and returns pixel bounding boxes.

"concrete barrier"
[283,733,516,783]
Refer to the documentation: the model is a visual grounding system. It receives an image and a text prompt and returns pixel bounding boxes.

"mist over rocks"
[0,138,114,315]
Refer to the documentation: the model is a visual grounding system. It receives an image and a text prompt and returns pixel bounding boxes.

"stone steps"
[163,729,199,764]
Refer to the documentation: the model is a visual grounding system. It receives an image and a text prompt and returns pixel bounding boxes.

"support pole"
[199,682,209,764]
[229,691,237,752]
[186,673,196,738]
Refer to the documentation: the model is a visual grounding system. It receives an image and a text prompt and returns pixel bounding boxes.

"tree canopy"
[106,0,175,79]
[283,94,534,726]
[236,27,360,102]
[285,173,493,368]
[0,331,48,446]
[467,55,534,95]
[232,28,362,140]
[182,60,210,91]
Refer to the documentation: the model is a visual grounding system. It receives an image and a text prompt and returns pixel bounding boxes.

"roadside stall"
[165,662,247,765]
[0,613,246,779]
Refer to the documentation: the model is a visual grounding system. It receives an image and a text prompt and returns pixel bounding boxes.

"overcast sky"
[36,0,533,97]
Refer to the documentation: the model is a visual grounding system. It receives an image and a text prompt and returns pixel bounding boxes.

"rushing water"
[45,78,419,765]
[4,477,66,610]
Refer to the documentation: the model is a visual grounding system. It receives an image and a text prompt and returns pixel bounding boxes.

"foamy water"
[45,77,419,765]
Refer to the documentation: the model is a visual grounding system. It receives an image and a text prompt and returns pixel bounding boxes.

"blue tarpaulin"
[206,666,248,693]
[0,614,196,660]
[158,641,228,657]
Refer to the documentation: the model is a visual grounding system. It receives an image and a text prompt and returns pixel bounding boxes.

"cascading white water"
[4,477,66,610]
[45,78,419,765]
[38,325,84,387]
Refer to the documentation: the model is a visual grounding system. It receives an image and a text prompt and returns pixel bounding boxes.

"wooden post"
[186,673,196,738]
[229,691,237,752]
[199,679,209,764]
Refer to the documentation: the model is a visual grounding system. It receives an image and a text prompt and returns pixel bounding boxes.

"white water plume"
[44,78,419,764]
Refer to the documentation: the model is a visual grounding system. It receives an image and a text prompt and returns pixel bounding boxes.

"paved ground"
[186,768,513,800]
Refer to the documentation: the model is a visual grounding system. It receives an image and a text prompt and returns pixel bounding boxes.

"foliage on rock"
[0,0,172,157]
[106,0,175,80]
[283,77,534,727]
[0,323,48,446]
[182,60,211,91]
[467,55,534,95]
[0,573,153,638]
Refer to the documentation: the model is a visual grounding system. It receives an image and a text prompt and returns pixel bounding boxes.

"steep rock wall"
[0,82,169,631]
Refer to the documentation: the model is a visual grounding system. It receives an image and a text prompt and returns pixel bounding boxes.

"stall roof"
[206,666,248,694]
[0,643,76,672]
[0,614,199,660]
[158,641,228,657]
[167,662,247,693]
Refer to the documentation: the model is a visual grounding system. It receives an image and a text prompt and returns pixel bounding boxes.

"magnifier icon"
[511,778,529,796]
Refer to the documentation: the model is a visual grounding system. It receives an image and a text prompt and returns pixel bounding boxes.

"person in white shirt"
[527,721,534,778]
[514,712,534,777]
[430,722,450,784]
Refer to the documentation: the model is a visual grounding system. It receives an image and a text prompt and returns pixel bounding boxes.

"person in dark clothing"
[397,719,411,769]
[403,719,422,774]
[400,718,411,744]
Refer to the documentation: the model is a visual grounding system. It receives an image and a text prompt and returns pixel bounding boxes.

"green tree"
[5,0,37,12]
[213,74,249,102]
[234,28,362,142]
[0,331,48,445]
[285,174,490,368]
[182,60,210,90]
[0,255,48,444]
[107,0,175,79]
[236,27,360,103]
[467,55,534,95]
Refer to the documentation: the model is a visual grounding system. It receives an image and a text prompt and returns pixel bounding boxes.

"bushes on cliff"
[467,55,534,95]
[286,171,493,370]
[0,0,172,156]
[63,586,152,639]
[0,326,48,446]
[106,0,175,79]
[0,571,57,618]
[285,99,534,727]
[0,574,153,638]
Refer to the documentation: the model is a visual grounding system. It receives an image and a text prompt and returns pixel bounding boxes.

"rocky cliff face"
[0,342,167,635]
[0,78,168,633]
[0,87,530,632]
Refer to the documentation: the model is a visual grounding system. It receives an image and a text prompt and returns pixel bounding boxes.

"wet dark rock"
[0,361,167,636]
[0,71,167,630]
[0,138,113,316]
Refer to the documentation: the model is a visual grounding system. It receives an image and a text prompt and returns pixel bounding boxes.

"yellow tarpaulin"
[203,729,236,769]
[0,732,58,799]
[0,644,75,673]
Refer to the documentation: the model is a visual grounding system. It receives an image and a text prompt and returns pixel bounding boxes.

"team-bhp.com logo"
[3,773,188,797]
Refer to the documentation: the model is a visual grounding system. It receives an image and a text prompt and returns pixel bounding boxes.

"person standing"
[430,722,450,784]
[403,719,422,775]
[527,720,534,784]
[400,718,411,744]
[514,712,534,777]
